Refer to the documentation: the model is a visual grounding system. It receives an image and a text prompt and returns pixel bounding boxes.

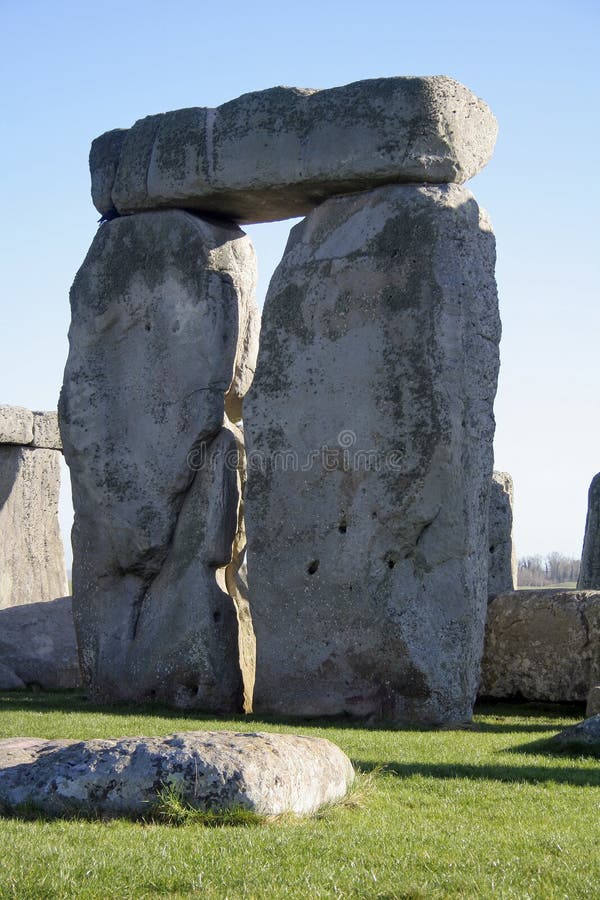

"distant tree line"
[518,553,580,587]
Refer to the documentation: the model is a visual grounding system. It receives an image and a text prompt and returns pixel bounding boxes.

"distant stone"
[586,685,600,717]
[480,589,600,701]
[0,731,354,819]
[0,405,33,445]
[578,473,600,589]
[547,715,600,754]
[488,471,517,595]
[0,446,69,608]
[91,77,498,223]
[60,210,257,709]
[32,411,62,450]
[245,183,500,725]
[0,597,80,689]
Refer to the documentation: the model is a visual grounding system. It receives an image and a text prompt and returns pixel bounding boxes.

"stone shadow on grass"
[354,758,600,787]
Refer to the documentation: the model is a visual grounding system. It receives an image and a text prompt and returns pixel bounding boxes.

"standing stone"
[91,77,498,224]
[245,183,500,725]
[0,446,68,608]
[488,471,517,595]
[578,473,600,589]
[59,210,258,709]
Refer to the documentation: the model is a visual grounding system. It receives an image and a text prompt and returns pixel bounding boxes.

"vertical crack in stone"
[224,418,256,714]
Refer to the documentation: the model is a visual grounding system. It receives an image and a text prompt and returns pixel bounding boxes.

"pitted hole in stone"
[371,511,378,519]
[307,560,319,575]
[489,545,495,554]
[386,557,396,570]
[213,610,221,623]
[338,515,347,534]
[144,322,151,332]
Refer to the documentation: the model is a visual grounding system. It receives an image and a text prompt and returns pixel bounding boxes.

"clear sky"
[1,0,598,566]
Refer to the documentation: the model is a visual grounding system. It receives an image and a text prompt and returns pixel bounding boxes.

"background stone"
[0,596,81,689]
[479,589,600,701]
[578,473,600,589]
[0,405,33,445]
[488,471,517,595]
[32,411,62,450]
[245,183,500,725]
[0,446,68,608]
[92,77,497,223]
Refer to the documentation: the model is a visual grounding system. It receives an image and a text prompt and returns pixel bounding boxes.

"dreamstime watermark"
[186,429,406,473]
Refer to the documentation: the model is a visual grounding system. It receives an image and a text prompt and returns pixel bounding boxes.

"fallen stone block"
[479,589,600,701]
[547,715,600,754]
[91,76,498,223]
[0,597,81,690]
[0,731,354,818]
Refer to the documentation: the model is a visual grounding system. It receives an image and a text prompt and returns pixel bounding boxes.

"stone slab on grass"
[0,731,354,819]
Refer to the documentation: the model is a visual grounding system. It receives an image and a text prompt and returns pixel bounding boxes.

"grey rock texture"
[586,685,600,717]
[91,77,498,224]
[488,471,517,595]
[0,406,33,445]
[245,183,500,725]
[547,715,600,754]
[0,597,81,689]
[578,473,600,589]
[0,731,354,819]
[0,446,68,608]
[479,589,600,701]
[0,663,25,691]
[59,210,257,709]
[32,411,62,450]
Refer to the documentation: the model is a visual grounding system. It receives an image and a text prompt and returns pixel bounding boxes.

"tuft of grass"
[147,783,263,828]
[0,692,599,898]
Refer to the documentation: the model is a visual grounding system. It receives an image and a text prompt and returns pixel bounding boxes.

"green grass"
[0,693,598,898]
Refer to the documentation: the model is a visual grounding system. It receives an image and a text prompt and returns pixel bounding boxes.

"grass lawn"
[0,693,597,898]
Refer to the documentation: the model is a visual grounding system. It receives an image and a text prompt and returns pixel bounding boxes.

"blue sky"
[1,0,598,563]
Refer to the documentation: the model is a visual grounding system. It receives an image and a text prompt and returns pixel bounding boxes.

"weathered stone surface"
[0,405,33,445]
[479,590,600,701]
[586,685,600,717]
[578,473,600,589]
[0,663,25,691]
[0,446,68,608]
[59,210,257,709]
[245,183,500,724]
[0,731,354,818]
[488,471,517,595]
[91,77,498,224]
[0,597,81,689]
[32,411,62,450]
[547,715,600,754]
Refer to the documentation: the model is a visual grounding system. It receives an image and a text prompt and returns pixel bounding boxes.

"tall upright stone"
[488,471,517,595]
[60,210,258,709]
[0,444,68,608]
[245,183,500,725]
[578,473,600,589]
